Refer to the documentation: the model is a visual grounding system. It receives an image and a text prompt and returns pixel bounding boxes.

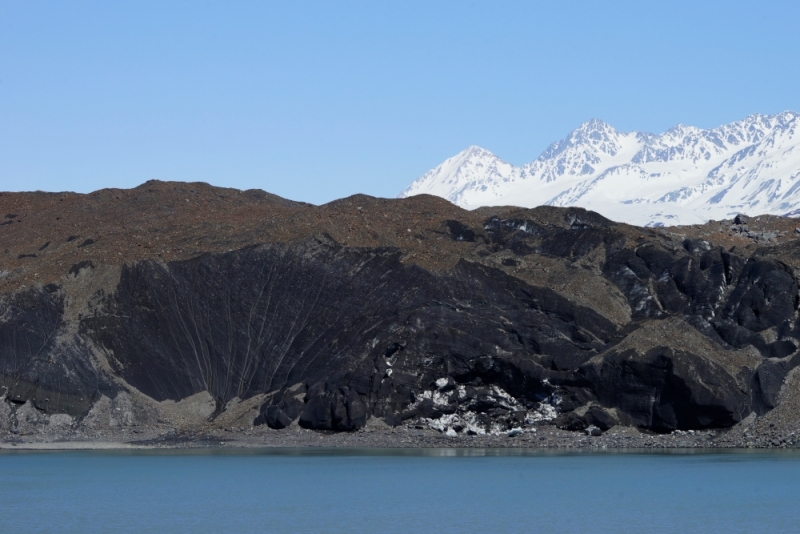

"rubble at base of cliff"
[3,416,800,451]
[2,391,800,451]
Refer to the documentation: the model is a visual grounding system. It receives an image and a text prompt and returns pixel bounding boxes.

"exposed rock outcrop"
[3,181,800,441]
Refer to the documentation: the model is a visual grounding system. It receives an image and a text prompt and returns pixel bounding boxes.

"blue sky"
[2,1,799,204]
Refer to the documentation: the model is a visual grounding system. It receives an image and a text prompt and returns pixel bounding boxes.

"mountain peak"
[460,145,499,158]
[538,119,624,161]
[576,118,612,131]
[572,118,619,140]
[399,112,800,226]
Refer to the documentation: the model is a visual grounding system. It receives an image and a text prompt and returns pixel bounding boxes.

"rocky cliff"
[3,181,800,441]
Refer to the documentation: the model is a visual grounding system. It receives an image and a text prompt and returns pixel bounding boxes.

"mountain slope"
[400,112,800,226]
[5,182,800,445]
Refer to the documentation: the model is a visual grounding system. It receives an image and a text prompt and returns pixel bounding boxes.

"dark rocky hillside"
[3,180,800,442]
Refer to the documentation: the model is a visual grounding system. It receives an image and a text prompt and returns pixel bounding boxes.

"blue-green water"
[1,448,799,533]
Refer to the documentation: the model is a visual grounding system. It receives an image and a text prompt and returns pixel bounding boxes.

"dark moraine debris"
[3,181,800,440]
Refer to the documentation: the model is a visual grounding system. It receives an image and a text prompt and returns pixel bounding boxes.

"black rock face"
[0,286,111,416]
[77,237,621,430]
[577,347,749,431]
[4,205,800,434]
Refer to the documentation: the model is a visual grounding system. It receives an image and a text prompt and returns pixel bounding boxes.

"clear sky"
[2,1,799,204]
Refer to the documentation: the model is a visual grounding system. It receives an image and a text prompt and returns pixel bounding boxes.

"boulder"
[583,405,618,431]
[585,425,602,436]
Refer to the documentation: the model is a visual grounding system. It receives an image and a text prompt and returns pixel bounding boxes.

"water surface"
[1,448,798,533]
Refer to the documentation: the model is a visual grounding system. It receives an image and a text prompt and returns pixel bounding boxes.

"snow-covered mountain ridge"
[399,112,800,226]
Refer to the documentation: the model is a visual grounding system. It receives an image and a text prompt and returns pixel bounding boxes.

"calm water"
[1,448,799,533]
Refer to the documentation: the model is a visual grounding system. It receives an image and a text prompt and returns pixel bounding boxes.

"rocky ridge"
[401,112,800,227]
[3,180,800,449]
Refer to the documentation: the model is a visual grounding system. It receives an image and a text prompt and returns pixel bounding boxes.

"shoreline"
[2,422,797,451]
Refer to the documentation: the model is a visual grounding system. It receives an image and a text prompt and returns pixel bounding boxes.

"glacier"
[399,111,800,226]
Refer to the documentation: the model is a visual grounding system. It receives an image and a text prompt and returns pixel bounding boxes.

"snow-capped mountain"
[399,112,800,226]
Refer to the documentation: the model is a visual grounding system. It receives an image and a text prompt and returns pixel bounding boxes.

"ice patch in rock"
[422,412,457,432]
[490,422,506,435]
[415,389,454,407]
[414,381,559,435]
[421,411,486,435]
[525,402,558,423]
[488,385,520,410]
[435,377,449,389]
